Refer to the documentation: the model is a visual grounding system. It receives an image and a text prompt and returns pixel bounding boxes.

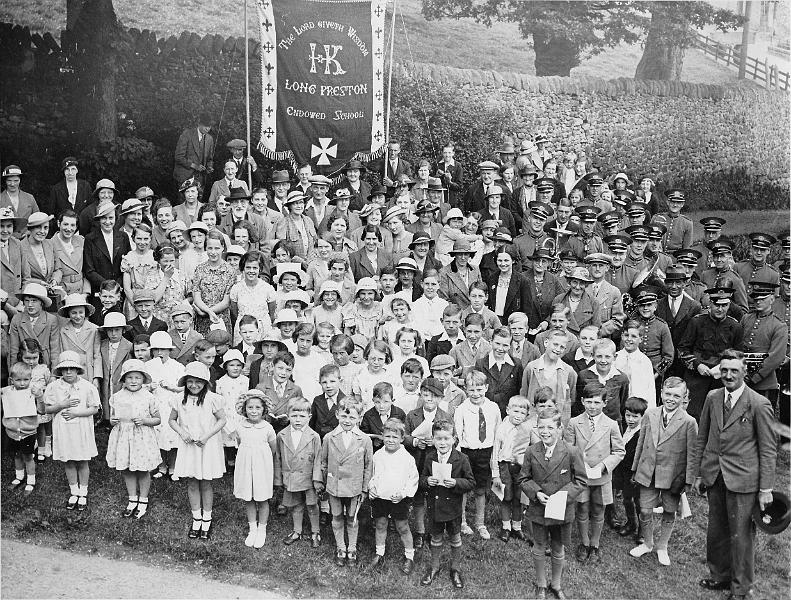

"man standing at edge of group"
[173,113,215,199]
[692,349,776,600]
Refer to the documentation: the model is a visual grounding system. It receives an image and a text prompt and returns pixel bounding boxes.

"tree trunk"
[66,0,87,30]
[635,10,686,80]
[532,31,580,77]
[71,0,119,143]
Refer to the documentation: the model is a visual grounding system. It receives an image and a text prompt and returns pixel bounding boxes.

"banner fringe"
[256,143,297,171]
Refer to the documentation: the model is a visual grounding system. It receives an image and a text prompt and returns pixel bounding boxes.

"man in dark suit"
[372,141,412,194]
[125,291,168,341]
[173,113,215,196]
[433,144,464,208]
[656,266,702,377]
[45,157,93,235]
[462,161,500,214]
[83,202,131,308]
[692,349,777,600]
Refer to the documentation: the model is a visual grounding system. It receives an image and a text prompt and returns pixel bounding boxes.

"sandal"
[77,496,88,511]
[188,521,201,539]
[311,533,321,548]
[66,495,78,510]
[200,520,212,540]
[122,501,137,518]
[134,500,148,519]
[36,454,46,463]
[8,478,24,491]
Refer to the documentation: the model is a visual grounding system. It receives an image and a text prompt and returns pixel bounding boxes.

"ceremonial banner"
[256,0,387,175]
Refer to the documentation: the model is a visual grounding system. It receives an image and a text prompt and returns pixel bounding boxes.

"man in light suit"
[692,349,777,600]
[208,160,251,206]
[173,113,215,194]
[0,165,38,238]
[629,377,698,566]
[585,253,625,338]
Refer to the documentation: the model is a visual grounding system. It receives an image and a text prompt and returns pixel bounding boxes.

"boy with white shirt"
[563,325,598,374]
[412,271,449,342]
[368,418,419,574]
[629,378,698,566]
[454,370,502,539]
[614,320,657,409]
[574,338,629,426]
[449,313,491,383]
[392,358,423,414]
[460,281,501,339]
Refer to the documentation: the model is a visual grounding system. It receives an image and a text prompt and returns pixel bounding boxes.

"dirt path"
[1,539,283,599]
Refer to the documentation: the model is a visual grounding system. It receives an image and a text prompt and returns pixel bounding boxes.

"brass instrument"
[744,352,769,377]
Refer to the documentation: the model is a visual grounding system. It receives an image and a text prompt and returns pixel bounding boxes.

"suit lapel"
[542,441,567,477]
[723,391,750,429]
[650,410,661,447]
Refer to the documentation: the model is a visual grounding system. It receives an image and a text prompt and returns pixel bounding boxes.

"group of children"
[2,281,699,595]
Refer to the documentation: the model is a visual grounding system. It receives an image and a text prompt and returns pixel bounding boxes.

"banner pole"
[383,0,397,172]
[244,0,252,190]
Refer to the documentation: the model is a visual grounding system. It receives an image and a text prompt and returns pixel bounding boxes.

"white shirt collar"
[438,331,465,342]
[596,366,620,384]
[574,348,591,361]
[488,352,514,368]
[725,383,746,405]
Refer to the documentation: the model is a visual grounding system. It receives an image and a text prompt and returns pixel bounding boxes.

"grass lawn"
[0,0,750,84]
[2,428,790,599]
[686,209,790,238]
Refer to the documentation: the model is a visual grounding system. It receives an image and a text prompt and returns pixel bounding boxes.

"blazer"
[256,375,303,427]
[449,338,491,375]
[438,262,482,310]
[173,127,215,184]
[374,157,413,188]
[692,386,777,494]
[168,328,204,365]
[274,215,317,260]
[632,407,698,490]
[348,248,393,282]
[404,406,449,472]
[425,334,464,365]
[172,202,204,228]
[656,294,702,348]
[0,190,38,237]
[519,440,587,525]
[83,228,131,294]
[318,426,374,497]
[46,179,93,232]
[479,207,518,239]
[99,337,133,403]
[125,316,168,341]
[218,210,268,245]
[551,290,601,335]
[574,368,630,423]
[406,221,443,240]
[8,311,61,369]
[59,321,102,381]
[309,391,346,439]
[524,271,566,325]
[463,180,513,215]
[21,238,59,284]
[433,160,464,207]
[474,356,524,417]
[52,234,89,294]
[360,405,408,451]
[273,425,322,491]
[486,270,534,321]
[419,447,476,522]
[1,236,31,306]
[208,178,250,206]
[588,279,625,337]
[564,413,625,486]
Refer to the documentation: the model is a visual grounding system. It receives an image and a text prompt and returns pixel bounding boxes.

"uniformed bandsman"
[700,238,749,311]
[645,224,674,279]
[693,216,726,274]
[657,188,693,251]
[567,205,603,259]
[604,234,638,295]
[631,286,674,385]
[774,233,790,270]
[597,210,620,239]
[735,232,780,296]
[624,225,651,273]
[673,248,706,304]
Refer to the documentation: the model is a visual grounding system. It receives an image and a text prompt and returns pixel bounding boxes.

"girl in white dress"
[168,361,226,540]
[43,351,101,511]
[233,390,277,548]
[145,331,185,480]
[106,359,161,519]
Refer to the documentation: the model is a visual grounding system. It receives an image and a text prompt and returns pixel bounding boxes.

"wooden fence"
[691,30,790,91]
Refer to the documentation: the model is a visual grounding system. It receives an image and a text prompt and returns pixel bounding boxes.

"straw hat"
[177,361,212,386]
[19,282,52,308]
[273,308,300,325]
[99,312,130,329]
[283,289,311,307]
[120,359,152,384]
[274,262,305,285]
[119,198,145,216]
[26,212,54,228]
[149,330,175,349]
[53,351,85,376]
[355,277,378,295]
[235,389,271,417]
[58,293,95,317]
[317,280,342,300]
[222,349,245,367]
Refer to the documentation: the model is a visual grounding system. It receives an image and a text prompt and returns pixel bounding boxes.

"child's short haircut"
[465,369,488,388]
[133,334,151,346]
[99,279,122,294]
[624,396,648,415]
[319,363,340,381]
[468,281,488,296]
[394,326,422,347]
[432,418,455,436]
[593,338,616,355]
[287,396,311,413]
[339,398,363,416]
[551,304,570,319]
[508,395,530,411]
[273,350,295,368]
[373,381,394,400]
[464,312,485,328]
[380,265,396,278]
[383,417,405,438]
[238,314,259,328]
[400,357,424,376]
[391,297,410,311]
[534,386,556,406]
[547,329,569,343]
[294,322,316,339]
[492,326,512,341]
[9,362,32,379]
[582,382,606,400]
[662,376,687,394]
[423,268,440,281]
[315,321,335,337]
[330,333,354,354]
[580,324,600,337]
[194,339,214,355]
[536,406,562,428]
[442,303,461,319]
[623,319,641,333]
[508,312,528,327]
[364,339,393,363]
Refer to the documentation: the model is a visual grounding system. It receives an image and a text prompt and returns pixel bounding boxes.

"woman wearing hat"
[1,165,38,238]
[173,178,205,227]
[149,244,187,325]
[47,158,92,234]
[550,267,601,336]
[77,178,119,236]
[58,293,102,383]
[349,203,386,250]
[116,198,147,245]
[436,208,481,267]
[0,207,30,314]
[229,250,276,344]
[84,201,132,303]
[409,230,443,284]
[438,240,482,310]
[342,277,383,340]
[21,212,62,309]
[274,191,317,261]
[318,189,363,236]
[8,282,62,369]
[52,210,90,296]
[336,159,371,212]
[406,198,443,240]
[383,206,413,263]
[121,223,158,320]
[192,231,237,336]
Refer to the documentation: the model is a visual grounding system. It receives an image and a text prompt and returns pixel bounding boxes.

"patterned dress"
[192,260,237,336]
[229,278,276,344]
[147,267,187,326]
[106,388,162,471]
[121,250,158,319]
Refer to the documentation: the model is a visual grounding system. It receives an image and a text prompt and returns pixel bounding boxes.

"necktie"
[671,297,679,317]
[180,332,187,343]
[1,242,8,263]
[589,415,596,433]
[662,411,669,428]
[478,407,486,443]
[723,392,733,421]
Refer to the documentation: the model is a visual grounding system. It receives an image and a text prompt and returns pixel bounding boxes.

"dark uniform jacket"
[739,310,787,391]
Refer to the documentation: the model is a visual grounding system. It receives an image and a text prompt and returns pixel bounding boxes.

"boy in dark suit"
[519,406,587,600]
[125,291,168,341]
[309,364,345,440]
[360,382,407,452]
[425,304,464,363]
[613,397,647,543]
[419,419,475,590]
[474,327,524,417]
[168,301,203,365]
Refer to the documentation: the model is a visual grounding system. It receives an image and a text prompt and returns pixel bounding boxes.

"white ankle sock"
[502,520,511,530]
[376,545,386,556]
[512,521,522,531]
[15,469,24,480]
